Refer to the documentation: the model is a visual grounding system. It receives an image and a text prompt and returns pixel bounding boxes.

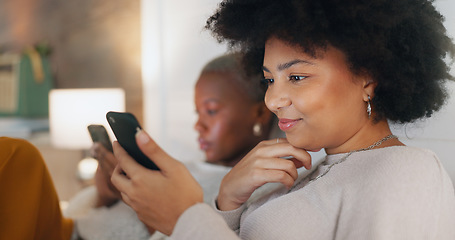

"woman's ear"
[359,68,377,102]
[363,80,377,101]
[357,69,376,101]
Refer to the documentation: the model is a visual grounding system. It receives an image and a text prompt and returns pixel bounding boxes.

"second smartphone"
[87,124,113,152]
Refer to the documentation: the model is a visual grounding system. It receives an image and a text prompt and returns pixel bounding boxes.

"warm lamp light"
[49,88,125,182]
[49,88,125,149]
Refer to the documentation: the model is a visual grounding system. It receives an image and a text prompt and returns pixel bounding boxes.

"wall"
[142,0,227,162]
[0,0,143,121]
[142,0,455,184]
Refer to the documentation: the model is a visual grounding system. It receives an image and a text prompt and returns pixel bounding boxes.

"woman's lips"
[198,138,210,151]
[278,118,301,131]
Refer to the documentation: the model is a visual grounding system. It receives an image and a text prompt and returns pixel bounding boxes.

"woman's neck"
[325,119,404,155]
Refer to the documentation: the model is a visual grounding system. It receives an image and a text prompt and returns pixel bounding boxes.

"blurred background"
[0,0,453,203]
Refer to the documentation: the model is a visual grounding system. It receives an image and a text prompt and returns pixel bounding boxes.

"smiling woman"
[262,40,382,154]
[109,0,455,239]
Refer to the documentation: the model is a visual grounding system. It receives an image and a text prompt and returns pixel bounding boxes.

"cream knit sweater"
[172,146,455,240]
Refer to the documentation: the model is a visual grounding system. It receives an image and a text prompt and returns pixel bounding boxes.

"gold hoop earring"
[253,122,262,136]
[367,95,372,118]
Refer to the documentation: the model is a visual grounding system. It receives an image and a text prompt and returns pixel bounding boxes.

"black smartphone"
[106,111,159,170]
[87,124,113,152]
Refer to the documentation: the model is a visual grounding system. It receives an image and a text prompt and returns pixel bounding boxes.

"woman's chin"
[286,136,322,152]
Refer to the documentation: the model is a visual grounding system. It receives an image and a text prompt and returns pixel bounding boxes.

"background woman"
[65,53,275,240]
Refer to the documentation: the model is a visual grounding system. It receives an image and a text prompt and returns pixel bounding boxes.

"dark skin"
[110,42,406,236]
[91,143,157,234]
[92,71,273,206]
[90,142,120,208]
[91,68,273,234]
[194,71,272,167]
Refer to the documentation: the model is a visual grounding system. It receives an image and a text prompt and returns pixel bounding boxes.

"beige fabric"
[173,146,455,240]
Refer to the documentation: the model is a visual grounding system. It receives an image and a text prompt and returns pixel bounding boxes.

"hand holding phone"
[106,111,159,170]
[87,124,113,152]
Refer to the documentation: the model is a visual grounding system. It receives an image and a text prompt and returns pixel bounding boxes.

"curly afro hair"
[205,0,455,123]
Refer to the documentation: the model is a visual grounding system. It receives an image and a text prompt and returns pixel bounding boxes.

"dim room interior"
[0,0,453,206]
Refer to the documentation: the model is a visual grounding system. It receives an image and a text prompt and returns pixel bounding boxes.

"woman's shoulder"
[358,145,441,171]
[327,146,455,238]
[351,146,453,193]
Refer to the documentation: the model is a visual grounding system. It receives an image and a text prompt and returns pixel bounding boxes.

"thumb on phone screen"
[135,130,177,172]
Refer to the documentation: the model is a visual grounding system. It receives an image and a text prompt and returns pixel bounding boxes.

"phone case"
[106,111,159,170]
[87,124,113,152]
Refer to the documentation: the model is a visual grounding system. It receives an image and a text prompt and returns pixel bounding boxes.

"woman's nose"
[194,117,206,133]
[264,83,291,112]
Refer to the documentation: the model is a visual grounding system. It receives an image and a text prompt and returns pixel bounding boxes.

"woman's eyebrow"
[263,59,314,73]
[277,59,314,71]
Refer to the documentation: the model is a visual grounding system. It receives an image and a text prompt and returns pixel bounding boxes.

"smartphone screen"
[87,124,113,152]
[106,111,159,170]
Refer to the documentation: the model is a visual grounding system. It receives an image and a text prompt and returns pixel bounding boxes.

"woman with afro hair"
[111,0,455,239]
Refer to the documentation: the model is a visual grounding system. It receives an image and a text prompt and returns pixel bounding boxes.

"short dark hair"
[206,0,455,123]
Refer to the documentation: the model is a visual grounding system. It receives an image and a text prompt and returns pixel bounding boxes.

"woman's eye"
[260,78,274,87]
[207,109,218,116]
[289,75,307,82]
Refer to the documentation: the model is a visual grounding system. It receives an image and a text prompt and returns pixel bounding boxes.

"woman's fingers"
[94,166,120,207]
[91,143,110,161]
[111,141,145,176]
[111,161,133,193]
[253,168,297,189]
[217,139,313,211]
[255,140,313,170]
[135,130,180,174]
[110,129,204,235]
[253,157,299,181]
[111,129,179,194]
[90,142,122,204]
[91,143,118,175]
[99,153,117,174]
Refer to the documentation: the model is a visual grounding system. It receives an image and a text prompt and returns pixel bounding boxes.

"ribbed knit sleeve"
[171,203,240,240]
